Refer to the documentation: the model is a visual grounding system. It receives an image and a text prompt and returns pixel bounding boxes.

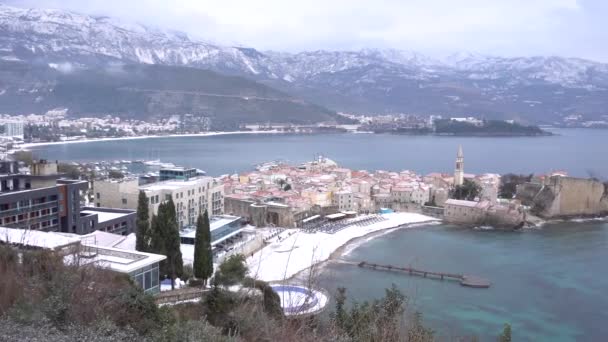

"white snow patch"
[247,213,439,282]
[48,62,74,73]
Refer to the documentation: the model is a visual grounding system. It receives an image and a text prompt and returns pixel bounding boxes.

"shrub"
[214,254,248,287]
[182,264,194,282]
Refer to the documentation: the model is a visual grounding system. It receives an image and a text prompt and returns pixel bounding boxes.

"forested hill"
[0,60,345,128]
[434,119,548,136]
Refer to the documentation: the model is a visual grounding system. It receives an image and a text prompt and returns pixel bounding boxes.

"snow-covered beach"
[247,212,439,282]
[19,130,284,149]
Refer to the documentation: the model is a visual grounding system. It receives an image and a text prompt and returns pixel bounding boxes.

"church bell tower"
[454,145,464,186]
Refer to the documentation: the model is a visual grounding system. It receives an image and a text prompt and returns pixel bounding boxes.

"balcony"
[0,200,59,216]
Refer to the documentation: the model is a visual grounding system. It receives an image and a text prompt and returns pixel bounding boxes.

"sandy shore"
[20,130,285,149]
[247,213,440,283]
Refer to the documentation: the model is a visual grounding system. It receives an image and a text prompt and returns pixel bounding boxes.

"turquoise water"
[28,128,608,177]
[28,128,608,339]
[318,221,608,341]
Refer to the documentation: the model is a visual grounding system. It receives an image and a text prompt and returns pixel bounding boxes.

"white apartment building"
[95,176,224,229]
[141,177,224,228]
[4,122,24,139]
[332,190,355,211]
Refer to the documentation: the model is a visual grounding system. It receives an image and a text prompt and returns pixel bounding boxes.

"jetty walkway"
[354,261,491,288]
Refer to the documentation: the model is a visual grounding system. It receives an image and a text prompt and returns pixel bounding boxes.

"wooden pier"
[356,261,491,288]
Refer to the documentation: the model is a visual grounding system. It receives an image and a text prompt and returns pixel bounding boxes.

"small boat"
[144,159,162,166]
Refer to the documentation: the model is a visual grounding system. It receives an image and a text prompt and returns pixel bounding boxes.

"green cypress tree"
[193,211,214,286]
[201,210,214,286]
[163,197,183,289]
[135,191,150,252]
[193,213,205,281]
[149,213,166,272]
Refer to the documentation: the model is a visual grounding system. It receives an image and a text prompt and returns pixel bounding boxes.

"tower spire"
[454,145,464,186]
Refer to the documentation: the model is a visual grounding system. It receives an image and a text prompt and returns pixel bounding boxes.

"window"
[135,274,143,288]
[122,198,127,205]
[96,192,100,199]
[144,271,152,290]
[152,267,159,288]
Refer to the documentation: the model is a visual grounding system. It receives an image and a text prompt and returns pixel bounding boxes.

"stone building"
[224,195,298,228]
[444,199,489,224]
[444,199,525,227]
[518,176,608,218]
[332,190,355,211]
[93,178,139,209]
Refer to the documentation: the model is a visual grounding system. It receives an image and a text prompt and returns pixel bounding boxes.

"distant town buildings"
[4,121,24,139]
[450,117,484,126]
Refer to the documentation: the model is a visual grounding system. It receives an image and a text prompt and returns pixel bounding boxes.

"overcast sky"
[7,0,608,61]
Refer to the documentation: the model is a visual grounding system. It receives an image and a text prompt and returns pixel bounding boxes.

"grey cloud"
[6,0,608,61]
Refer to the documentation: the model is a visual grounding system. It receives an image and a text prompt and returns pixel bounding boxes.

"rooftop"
[140,176,214,191]
[180,215,241,239]
[160,166,196,172]
[445,199,479,207]
[0,227,166,274]
[80,208,134,223]
[77,245,166,273]
[445,199,491,209]
[0,227,80,250]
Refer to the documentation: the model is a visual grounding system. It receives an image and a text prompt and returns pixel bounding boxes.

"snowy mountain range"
[1,4,608,123]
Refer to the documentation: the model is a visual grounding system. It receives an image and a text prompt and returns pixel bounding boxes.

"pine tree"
[135,191,150,252]
[193,211,213,286]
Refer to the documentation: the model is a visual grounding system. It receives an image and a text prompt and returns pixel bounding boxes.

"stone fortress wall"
[518,176,608,218]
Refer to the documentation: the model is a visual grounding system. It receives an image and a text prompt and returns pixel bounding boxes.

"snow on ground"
[271,285,329,316]
[247,213,439,282]
[20,130,283,148]
[160,278,186,292]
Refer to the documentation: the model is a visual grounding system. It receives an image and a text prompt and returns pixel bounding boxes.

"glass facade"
[180,217,242,246]
[210,219,241,244]
[130,263,161,294]
[159,168,197,181]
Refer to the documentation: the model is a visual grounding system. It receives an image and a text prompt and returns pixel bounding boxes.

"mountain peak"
[1,3,608,123]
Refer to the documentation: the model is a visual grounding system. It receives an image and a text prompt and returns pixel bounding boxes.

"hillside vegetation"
[0,60,344,128]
